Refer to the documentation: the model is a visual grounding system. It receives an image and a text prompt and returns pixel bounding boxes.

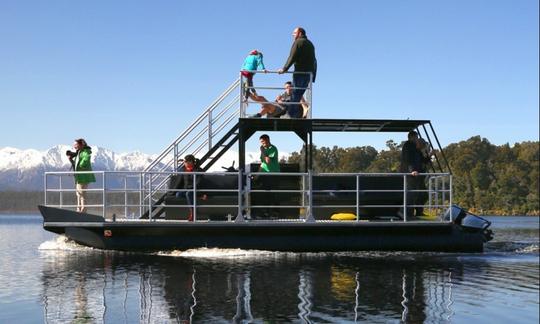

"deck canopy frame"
[237,118,451,173]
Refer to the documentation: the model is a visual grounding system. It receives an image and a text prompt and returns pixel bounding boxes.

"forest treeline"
[287,136,539,215]
[1,136,538,215]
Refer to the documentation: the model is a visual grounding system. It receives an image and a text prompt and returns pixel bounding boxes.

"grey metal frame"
[44,170,452,223]
[239,70,313,118]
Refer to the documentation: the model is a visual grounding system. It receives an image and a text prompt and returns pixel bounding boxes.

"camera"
[66,150,77,159]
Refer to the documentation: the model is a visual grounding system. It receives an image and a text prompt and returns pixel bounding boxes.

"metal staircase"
[141,78,241,218]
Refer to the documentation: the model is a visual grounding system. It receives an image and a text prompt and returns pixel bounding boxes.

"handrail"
[240,71,313,118]
[144,78,240,172]
[44,170,452,222]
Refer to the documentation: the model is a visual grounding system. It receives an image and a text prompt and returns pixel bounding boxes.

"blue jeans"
[289,73,311,118]
[176,190,194,206]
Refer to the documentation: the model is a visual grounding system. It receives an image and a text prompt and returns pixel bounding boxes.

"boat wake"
[157,247,278,259]
[486,241,539,254]
[38,235,94,252]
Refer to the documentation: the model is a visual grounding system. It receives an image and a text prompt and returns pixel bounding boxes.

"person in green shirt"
[259,134,280,172]
[258,134,280,218]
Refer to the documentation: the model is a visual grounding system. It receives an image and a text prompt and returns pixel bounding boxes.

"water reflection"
[37,248,540,323]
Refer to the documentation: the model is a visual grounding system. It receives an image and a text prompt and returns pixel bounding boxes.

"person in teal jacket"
[67,138,96,213]
[241,49,267,101]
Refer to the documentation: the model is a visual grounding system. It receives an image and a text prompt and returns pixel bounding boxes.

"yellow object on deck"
[330,213,357,221]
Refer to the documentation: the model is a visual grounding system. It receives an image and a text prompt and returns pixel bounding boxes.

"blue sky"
[1,0,538,154]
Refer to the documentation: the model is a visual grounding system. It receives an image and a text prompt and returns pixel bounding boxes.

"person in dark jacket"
[399,131,424,218]
[414,138,432,216]
[278,27,317,118]
[175,154,206,221]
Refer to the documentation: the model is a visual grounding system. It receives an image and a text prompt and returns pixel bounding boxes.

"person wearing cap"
[278,27,317,118]
[241,49,267,101]
[175,154,206,221]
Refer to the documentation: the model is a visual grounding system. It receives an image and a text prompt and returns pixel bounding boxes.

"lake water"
[0,215,538,323]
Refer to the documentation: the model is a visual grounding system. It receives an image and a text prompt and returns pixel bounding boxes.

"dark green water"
[0,215,538,323]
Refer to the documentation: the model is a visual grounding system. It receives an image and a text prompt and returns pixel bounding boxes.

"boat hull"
[39,205,486,252]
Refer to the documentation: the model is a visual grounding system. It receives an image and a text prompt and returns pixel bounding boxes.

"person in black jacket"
[175,154,206,221]
[278,27,317,118]
[400,131,424,218]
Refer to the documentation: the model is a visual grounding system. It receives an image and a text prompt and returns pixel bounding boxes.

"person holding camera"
[66,138,96,213]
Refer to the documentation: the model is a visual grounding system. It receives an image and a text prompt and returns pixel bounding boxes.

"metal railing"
[138,71,314,217]
[240,70,313,119]
[44,170,452,223]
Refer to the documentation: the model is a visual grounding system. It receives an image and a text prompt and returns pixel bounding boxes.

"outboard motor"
[444,205,493,242]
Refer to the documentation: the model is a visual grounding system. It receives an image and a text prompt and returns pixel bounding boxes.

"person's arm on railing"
[278,41,299,74]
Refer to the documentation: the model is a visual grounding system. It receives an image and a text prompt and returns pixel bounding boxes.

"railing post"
[124,176,128,220]
[305,170,315,222]
[149,173,153,221]
[139,173,143,219]
[59,175,63,208]
[302,173,306,216]
[239,73,244,117]
[442,177,446,207]
[435,176,442,213]
[235,171,244,222]
[44,174,48,206]
[102,172,106,219]
[428,176,433,214]
[449,175,453,212]
[403,175,407,222]
[192,173,197,222]
[356,175,360,222]
[246,172,252,220]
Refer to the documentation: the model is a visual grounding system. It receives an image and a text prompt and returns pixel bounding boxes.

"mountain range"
[0,146,284,191]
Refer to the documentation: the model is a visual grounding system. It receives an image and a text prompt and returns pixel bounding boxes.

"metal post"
[139,173,143,219]
[124,176,128,220]
[59,175,63,208]
[449,175,453,211]
[149,174,153,221]
[305,170,315,222]
[239,73,244,117]
[236,171,244,221]
[301,173,306,215]
[246,172,252,220]
[356,175,360,222]
[102,172,106,219]
[403,175,407,222]
[192,173,197,222]
[44,174,48,206]
[435,177,439,212]
[428,176,433,213]
[442,177,446,207]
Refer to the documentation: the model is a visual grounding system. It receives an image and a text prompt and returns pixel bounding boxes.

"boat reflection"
[40,250,490,323]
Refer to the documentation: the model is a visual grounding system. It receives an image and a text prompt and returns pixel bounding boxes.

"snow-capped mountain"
[0,145,157,191]
[0,146,288,191]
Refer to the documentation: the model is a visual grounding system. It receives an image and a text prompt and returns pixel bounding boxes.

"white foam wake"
[516,244,539,253]
[38,235,94,251]
[158,247,278,259]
